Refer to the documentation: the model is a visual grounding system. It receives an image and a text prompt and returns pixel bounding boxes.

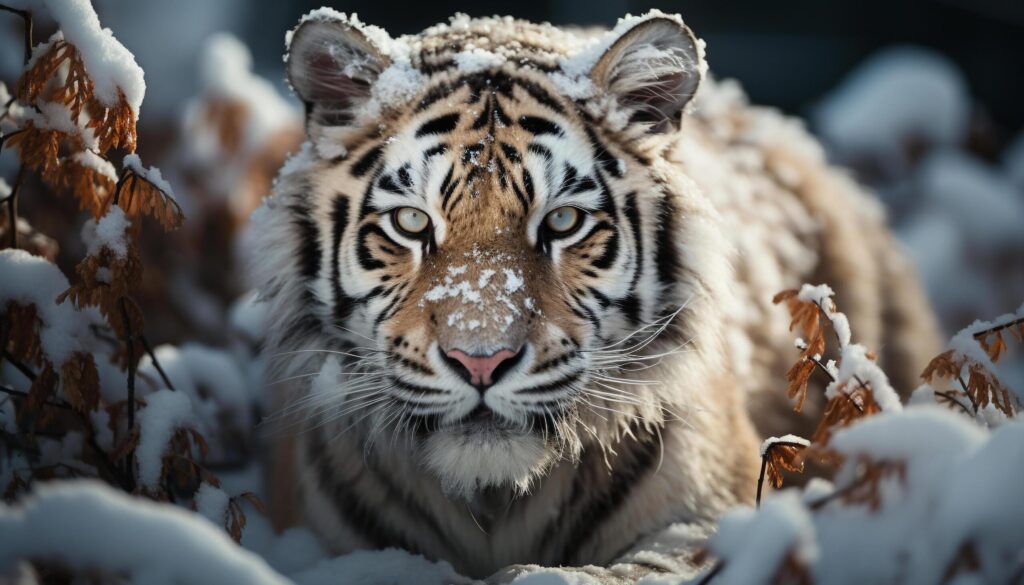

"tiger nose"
[443,348,522,391]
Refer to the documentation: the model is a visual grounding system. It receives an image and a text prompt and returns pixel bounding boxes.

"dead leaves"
[811,384,882,446]
[16,40,137,155]
[773,289,830,412]
[114,171,184,231]
[763,440,808,490]
[921,318,1022,418]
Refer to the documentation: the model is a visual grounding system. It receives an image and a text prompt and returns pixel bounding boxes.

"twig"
[972,317,1024,341]
[117,297,138,490]
[694,560,725,585]
[1,349,35,381]
[0,383,74,411]
[934,391,974,417]
[0,3,32,65]
[755,456,767,508]
[4,166,25,249]
[140,333,176,391]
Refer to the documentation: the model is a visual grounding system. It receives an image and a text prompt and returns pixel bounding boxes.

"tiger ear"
[590,17,704,134]
[286,16,391,127]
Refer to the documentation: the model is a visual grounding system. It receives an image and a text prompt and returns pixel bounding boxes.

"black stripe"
[289,202,321,281]
[416,113,461,137]
[570,176,596,194]
[377,174,404,194]
[558,164,578,195]
[514,372,581,395]
[351,145,384,177]
[396,165,413,189]
[526,143,553,161]
[654,195,680,286]
[438,165,455,201]
[499,142,521,164]
[330,195,354,325]
[416,81,459,112]
[591,230,619,270]
[308,429,413,550]
[423,143,448,159]
[614,294,641,325]
[514,78,566,115]
[522,169,535,202]
[519,115,563,136]
[585,126,625,178]
[356,224,391,271]
[622,191,643,290]
[556,426,662,563]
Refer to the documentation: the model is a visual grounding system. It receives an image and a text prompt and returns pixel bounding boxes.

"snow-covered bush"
[0,0,264,560]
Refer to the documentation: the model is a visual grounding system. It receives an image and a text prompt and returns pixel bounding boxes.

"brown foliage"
[811,384,881,446]
[763,441,808,489]
[773,289,831,412]
[16,40,136,155]
[6,122,63,179]
[60,352,100,413]
[3,301,41,364]
[58,156,116,218]
[113,172,184,231]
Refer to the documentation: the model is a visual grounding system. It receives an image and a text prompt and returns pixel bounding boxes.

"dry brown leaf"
[111,172,184,231]
[58,154,117,218]
[6,122,63,180]
[3,301,42,365]
[18,362,57,429]
[785,358,815,413]
[812,383,881,446]
[60,352,100,412]
[764,441,808,489]
[87,93,137,154]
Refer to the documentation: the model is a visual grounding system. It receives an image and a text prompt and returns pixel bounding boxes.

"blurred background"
[2,0,1022,383]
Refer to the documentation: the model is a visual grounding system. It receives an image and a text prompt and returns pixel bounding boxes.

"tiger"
[251,9,941,583]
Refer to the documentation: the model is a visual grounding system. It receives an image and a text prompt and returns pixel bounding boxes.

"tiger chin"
[252,9,940,583]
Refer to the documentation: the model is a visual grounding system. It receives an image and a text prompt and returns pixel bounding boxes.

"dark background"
[232,0,1024,141]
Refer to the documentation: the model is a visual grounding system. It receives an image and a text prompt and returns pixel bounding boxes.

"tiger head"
[259,11,731,498]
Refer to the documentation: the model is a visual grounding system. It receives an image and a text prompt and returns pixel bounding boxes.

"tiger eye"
[544,207,581,233]
[394,207,430,235]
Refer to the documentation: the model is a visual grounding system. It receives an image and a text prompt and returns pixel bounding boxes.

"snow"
[797,283,851,348]
[289,549,471,585]
[826,343,902,412]
[503,268,525,293]
[454,48,506,73]
[70,149,118,182]
[708,491,818,585]
[0,249,92,366]
[82,204,130,258]
[135,389,195,487]
[0,481,288,585]
[705,406,1024,585]
[40,0,146,113]
[198,33,299,152]
[812,47,969,176]
[194,482,229,525]
[759,434,810,457]
[123,153,176,197]
[0,178,10,199]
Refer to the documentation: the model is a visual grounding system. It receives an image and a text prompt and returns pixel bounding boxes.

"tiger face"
[270,12,712,497]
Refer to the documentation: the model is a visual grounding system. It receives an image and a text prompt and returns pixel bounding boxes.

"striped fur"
[252,11,940,582]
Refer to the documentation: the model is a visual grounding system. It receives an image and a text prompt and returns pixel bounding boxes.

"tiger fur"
[251,9,941,582]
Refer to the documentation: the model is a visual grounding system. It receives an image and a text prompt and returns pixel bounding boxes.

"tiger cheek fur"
[253,9,941,581]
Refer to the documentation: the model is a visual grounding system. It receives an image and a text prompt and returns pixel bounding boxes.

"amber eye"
[544,206,582,234]
[393,207,430,236]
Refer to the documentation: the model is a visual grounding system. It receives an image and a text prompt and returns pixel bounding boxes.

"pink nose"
[445,348,520,389]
